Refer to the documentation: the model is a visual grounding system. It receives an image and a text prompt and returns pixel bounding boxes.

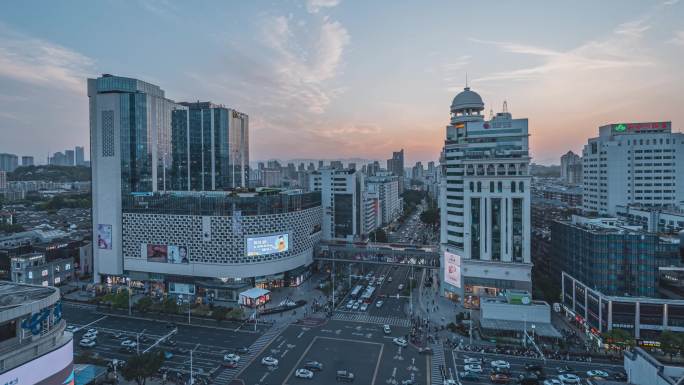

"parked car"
[336,370,355,382]
[304,361,323,371]
[79,339,96,348]
[360,303,368,311]
[295,368,314,379]
[261,356,278,366]
[65,325,79,333]
[346,301,354,309]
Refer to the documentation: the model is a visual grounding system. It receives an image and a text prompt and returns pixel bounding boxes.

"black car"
[418,347,433,355]
[525,363,543,372]
[235,347,250,354]
[304,361,323,371]
[613,372,628,381]
[557,366,574,374]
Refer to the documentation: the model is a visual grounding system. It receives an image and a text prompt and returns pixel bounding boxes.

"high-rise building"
[330,160,343,170]
[171,101,249,191]
[309,168,366,240]
[412,161,424,181]
[366,161,380,176]
[582,122,684,215]
[48,151,67,166]
[560,150,581,184]
[89,74,321,292]
[21,156,34,167]
[65,149,75,166]
[0,170,6,190]
[75,146,85,166]
[387,149,405,192]
[439,87,532,306]
[366,172,401,225]
[0,153,18,172]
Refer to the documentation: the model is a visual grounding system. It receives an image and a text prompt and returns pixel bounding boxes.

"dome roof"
[450,87,484,112]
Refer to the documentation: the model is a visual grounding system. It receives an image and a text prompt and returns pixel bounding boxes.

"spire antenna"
[503,100,508,113]
[465,72,469,88]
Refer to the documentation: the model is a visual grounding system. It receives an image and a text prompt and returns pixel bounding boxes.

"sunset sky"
[1,0,683,165]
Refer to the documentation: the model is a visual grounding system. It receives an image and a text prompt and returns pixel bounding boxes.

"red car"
[490,373,510,384]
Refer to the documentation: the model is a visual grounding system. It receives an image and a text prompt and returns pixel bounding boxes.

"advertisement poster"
[246,234,289,256]
[97,224,112,250]
[444,251,462,288]
[145,244,189,264]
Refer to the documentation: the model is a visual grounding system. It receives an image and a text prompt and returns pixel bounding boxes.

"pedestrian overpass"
[315,241,440,268]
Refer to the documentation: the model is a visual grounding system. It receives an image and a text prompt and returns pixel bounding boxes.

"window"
[490,181,494,192]
[477,182,481,192]
[497,182,502,193]
[28,271,33,279]
[519,182,524,192]
[511,181,516,193]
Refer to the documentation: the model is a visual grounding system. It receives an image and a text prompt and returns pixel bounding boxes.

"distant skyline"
[1,0,683,165]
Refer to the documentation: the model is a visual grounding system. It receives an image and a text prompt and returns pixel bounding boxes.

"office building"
[0,171,6,190]
[560,150,581,184]
[439,87,532,306]
[582,121,684,215]
[0,153,18,172]
[261,168,283,187]
[364,190,382,236]
[309,168,365,240]
[90,74,321,298]
[65,149,75,166]
[171,101,249,191]
[49,151,67,166]
[75,146,85,166]
[21,156,34,167]
[387,149,405,192]
[10,253,74,286]
[367,172,401,226]
[0,282,73,384]
[562,272,684,339]
[412,162,424,182]
[616,204,684,234]
[366,161,381,177]
[551,215,681,297]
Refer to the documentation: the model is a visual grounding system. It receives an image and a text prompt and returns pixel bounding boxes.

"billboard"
[444,251,462,288]
[97,224,112,250]
[0,338,73,385]
[246,234,289,256]
[144,244,189,264]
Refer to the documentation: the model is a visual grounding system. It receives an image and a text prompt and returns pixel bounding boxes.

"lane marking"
[80,315,109,330]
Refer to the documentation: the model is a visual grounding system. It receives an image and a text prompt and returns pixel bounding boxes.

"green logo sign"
[615,124,627,132]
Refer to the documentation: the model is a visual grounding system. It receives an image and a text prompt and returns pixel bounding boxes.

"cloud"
[668,30,684,46]
[0,24,94,93]
[305,0,341,13]
[663,0,680,5]
[138,0,179,20]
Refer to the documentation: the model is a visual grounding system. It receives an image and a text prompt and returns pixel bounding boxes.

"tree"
[603,328,633,349]
[120,351,164,385]
[659,330,684,361]
[420,208,439,227]
[212,306,229,323]
[135,296,153,313]
[369,228,388,243]
[161,297,179,314]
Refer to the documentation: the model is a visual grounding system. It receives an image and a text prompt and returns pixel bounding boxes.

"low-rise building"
[11,253,74,286]
[479,290,561,340]
[616,204,684,234]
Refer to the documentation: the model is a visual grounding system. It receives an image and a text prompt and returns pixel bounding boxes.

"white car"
[463,357,481,364]
[83,332,97,340]
[352,302,360,310]
[398,284,405,290]
[66,325,79,333]
[261,356,279,366]
[393,337,408,347]
[376,300,384,308]
[360,303,368,311]
[121,340,137,348]
[558,374,581,384]
[79,339,96,348]
[543,380,562,385]
[223,353,240,362]
[86,328,98,335]
[464,364,483,373]
[295,368,314,379]
[490,360,510,369]
[586,370,609,378]
[346,301,354,309]
[383,325,392,335]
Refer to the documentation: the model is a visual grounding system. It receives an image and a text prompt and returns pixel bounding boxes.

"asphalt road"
[237,319,428,385]
[450,350,627,384]
[63,302,259,377]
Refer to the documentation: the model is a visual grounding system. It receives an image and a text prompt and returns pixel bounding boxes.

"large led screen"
[246,234,289,256]
[97,224,112,250]
[444,251,462,288]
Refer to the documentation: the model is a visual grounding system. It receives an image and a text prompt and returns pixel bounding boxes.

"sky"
[1,0,683,165]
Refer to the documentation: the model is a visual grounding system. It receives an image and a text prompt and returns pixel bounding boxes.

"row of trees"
[603,328,684,362]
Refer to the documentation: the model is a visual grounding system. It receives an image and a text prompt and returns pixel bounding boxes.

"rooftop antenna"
[489,108,494,120]
[502,100,508,113]
[465,72,469,88]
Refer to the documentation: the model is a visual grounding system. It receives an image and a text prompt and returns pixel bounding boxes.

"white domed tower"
[450,86,485,124]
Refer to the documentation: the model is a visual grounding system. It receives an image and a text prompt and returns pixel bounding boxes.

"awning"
[239,287,270,299]
[480,319,562,338]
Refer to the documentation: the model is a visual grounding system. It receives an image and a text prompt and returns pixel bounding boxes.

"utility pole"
[332,258,336,310]
[469,308,473,345]
[128,280,132,316]
[136,329,145,355]
[187,300,191,325]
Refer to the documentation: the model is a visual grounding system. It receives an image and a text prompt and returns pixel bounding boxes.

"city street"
[236,320,428,385]
[63,302,260,380]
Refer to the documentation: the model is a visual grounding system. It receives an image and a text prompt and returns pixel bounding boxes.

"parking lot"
[451,350,627,384]
[237,320,428,385]
[63,302,259,379]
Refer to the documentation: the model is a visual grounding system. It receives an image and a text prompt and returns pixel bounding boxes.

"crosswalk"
[331,312,411,327]
[430,342,446,385]
[213,322,288,384]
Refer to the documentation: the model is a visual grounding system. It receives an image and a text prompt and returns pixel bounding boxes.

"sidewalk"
[257,273,329,325]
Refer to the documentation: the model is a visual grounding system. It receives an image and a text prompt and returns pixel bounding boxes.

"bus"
[350,285,364,299]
